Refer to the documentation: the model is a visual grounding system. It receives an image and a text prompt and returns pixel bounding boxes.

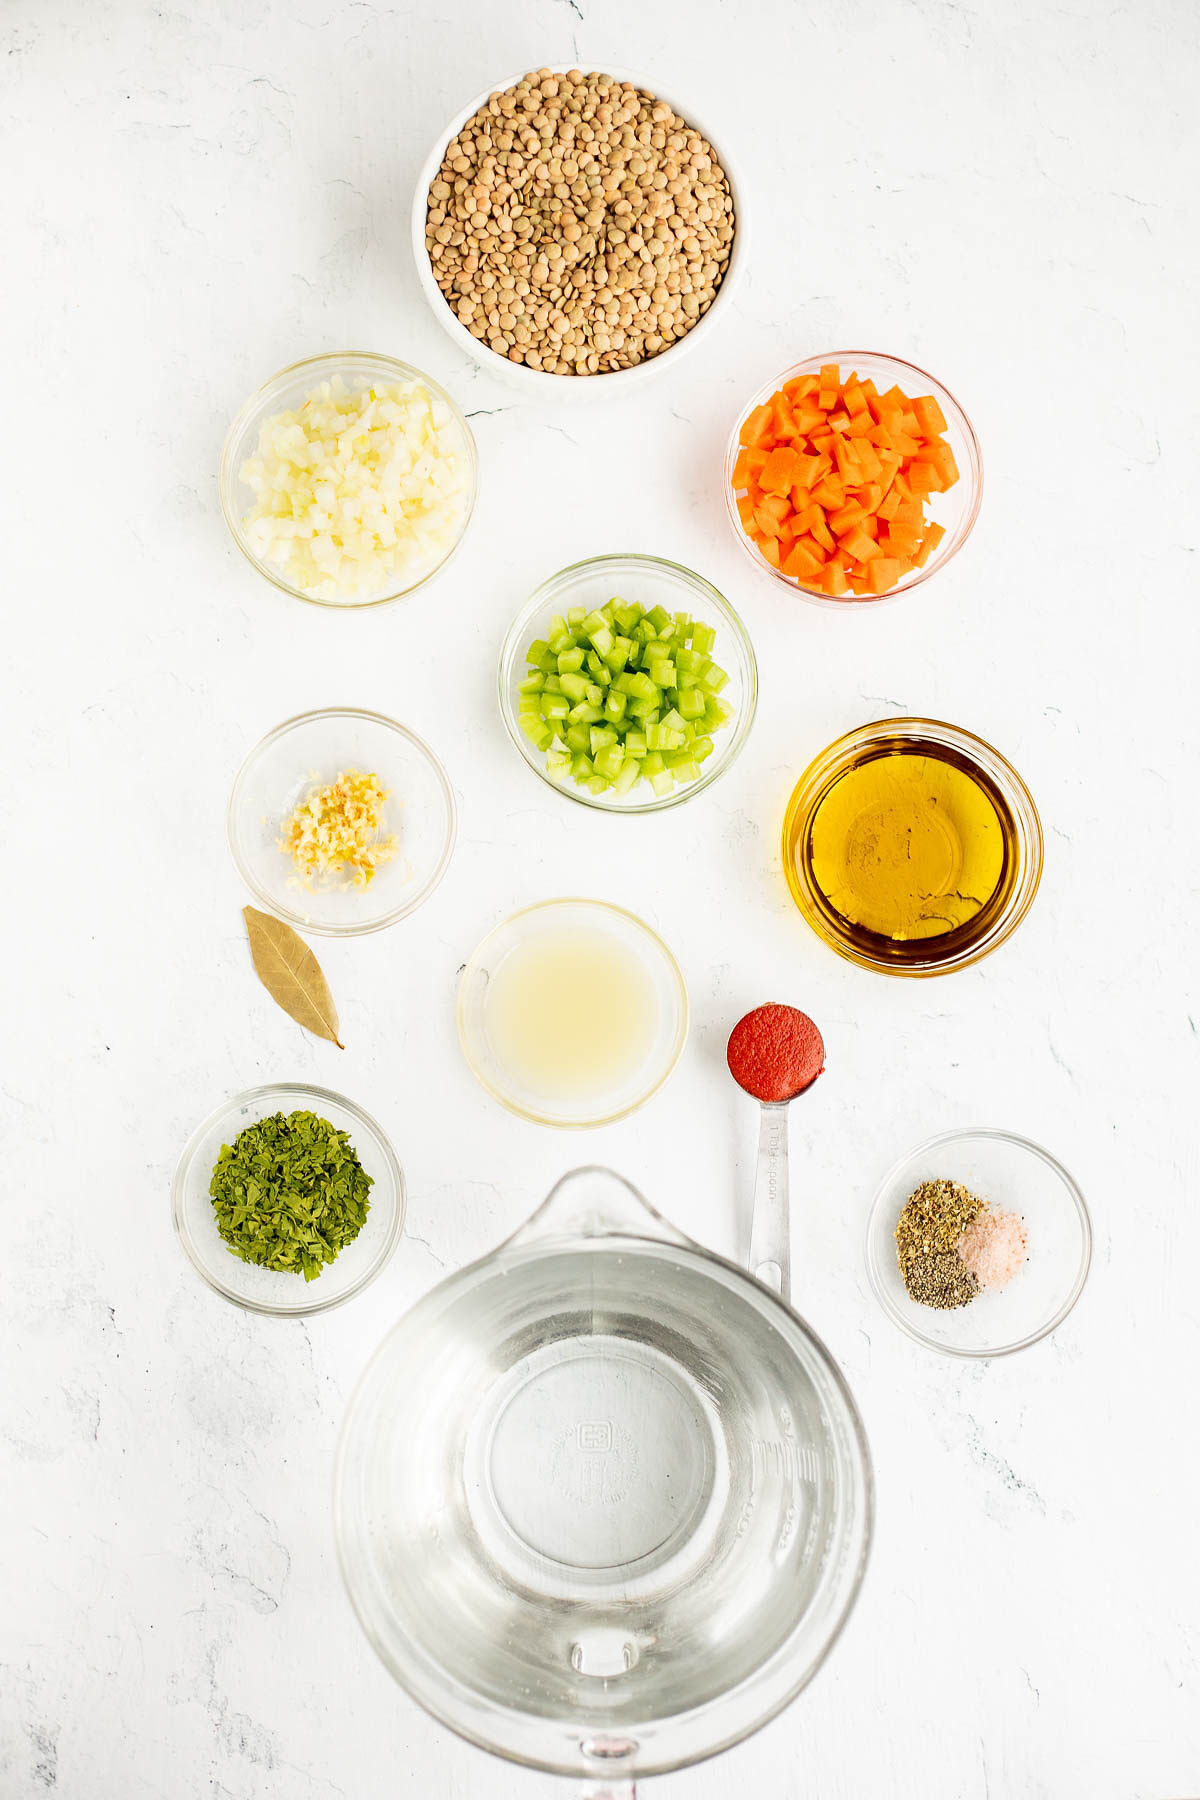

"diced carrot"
[883,521,922,556]
[912,395,948,437]
[739,403,774,447]
[745,446,769,477]
[812,476,845,510]
[841,528,880,562]
[755,497,790,537]
[760,534,781,568]
[868,557,902,595]
[736,493,756,531]
[828,408,852,433]
[906,461,938,498]
[854,442,883,482]
[876,489,902,522]
[912,521,946,568]
[822,562,849,597]
[818,363,840,408]
[782,540,823,580]
[843,381,869,417]
[859,514,879,539]
[783,374,820,402]
[732,448,752,487]
[857,481,883,511]
[760,445,801,495]
[810,512,835,554]
[921,440,960,491]
[791,453,824,492]
[808,427,835,451]
[831,436,858,481]
[796,532,827,564]
[830,500,867,534]
[900,409,920,437]
[846,410,874,439]
[770,390,798,438]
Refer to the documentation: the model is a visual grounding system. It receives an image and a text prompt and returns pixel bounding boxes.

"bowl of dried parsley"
[172,1084,405,1314]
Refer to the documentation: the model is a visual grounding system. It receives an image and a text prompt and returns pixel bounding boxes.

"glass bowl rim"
[227,705,458,938]
[497,552,759,814]
[409,65,747,395]
[171,1081,406,1316]
[218,350,479,610]
[722,349,983,609]
[781,714,1044,977]
[456,896,690,1127]
[865,1124,1093,1358]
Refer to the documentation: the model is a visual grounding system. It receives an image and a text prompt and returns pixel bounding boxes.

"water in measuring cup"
[345,1240,864,1735]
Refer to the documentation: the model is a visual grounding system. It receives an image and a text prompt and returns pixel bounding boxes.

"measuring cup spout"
[506,1166,692,1251]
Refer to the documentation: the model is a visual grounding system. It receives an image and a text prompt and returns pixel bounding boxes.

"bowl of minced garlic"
[866,1128,1092,1357]
[228,708,457,937]
[412,66,744,390]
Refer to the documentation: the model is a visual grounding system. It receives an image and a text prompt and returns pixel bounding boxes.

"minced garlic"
[280,769,398,888]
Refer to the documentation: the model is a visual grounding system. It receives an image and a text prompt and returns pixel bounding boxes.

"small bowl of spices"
[413,66,743,391]
[172,1084,405,1315]
[228,708,456,937]
[782,716,1043,976]
[866,1127,1092,1356]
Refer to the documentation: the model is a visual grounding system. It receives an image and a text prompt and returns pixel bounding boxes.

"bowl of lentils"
[412,66,744,392]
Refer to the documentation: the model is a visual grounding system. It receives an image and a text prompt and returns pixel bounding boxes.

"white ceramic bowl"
[411,66,746,397]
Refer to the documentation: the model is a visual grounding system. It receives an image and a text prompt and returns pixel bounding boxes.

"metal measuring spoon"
[727,1004,826,1301]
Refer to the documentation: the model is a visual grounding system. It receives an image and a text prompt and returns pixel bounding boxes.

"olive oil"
[784,724,1033,973]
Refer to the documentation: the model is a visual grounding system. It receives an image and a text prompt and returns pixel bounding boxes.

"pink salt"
[957,1208,1028,1289]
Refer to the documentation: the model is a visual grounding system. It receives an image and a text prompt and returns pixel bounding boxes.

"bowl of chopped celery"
[228,707,457,936]
[219,352,478,608]
[499,554,757,812]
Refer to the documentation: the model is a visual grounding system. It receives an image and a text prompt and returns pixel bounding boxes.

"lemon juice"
[483,926,660,1105]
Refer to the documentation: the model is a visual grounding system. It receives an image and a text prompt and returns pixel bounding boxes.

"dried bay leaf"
[243,906,344,1048]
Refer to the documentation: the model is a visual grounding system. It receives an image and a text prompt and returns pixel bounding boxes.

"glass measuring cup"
[335,1169,872,1789]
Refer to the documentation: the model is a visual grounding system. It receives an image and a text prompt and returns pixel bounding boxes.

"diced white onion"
[239,376,471,599]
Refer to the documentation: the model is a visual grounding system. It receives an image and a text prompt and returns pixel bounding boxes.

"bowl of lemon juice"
[457,899,689,1127]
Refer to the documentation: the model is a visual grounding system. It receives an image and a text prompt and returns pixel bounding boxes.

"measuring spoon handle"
[748,1100,791,1302]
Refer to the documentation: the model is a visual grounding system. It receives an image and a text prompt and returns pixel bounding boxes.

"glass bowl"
[499,555,758,813]
[172,1083,405,1316]
[228,708,456,937]
[219,352,478,608]
[866,1128,1092,1357]
[457,898,689,1127]
[411,67,747,397]
[723,351,982,608]
[782,717,1043,977]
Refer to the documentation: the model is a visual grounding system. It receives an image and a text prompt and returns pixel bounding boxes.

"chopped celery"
[519,594,736,796]
[594,744,624,780]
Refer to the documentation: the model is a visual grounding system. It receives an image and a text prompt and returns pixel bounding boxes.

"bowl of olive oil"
[783,718,1043,976]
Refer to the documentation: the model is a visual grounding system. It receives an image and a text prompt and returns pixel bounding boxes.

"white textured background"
[4,1,1199,1795]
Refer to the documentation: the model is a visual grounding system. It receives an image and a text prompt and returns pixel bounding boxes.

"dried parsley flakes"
[209,1110,372,1281]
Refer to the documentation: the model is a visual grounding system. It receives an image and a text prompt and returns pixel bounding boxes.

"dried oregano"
[895,1178,983,1310]
[209,1110,372,1281]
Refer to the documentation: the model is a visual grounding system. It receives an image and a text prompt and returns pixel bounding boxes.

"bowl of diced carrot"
[724,352,982,604]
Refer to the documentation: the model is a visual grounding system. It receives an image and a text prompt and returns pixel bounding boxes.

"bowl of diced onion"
[219,352,478,608]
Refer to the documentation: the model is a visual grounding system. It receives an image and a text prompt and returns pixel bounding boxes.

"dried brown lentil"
[425,67,735,375]
[895,1178,984,1310]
